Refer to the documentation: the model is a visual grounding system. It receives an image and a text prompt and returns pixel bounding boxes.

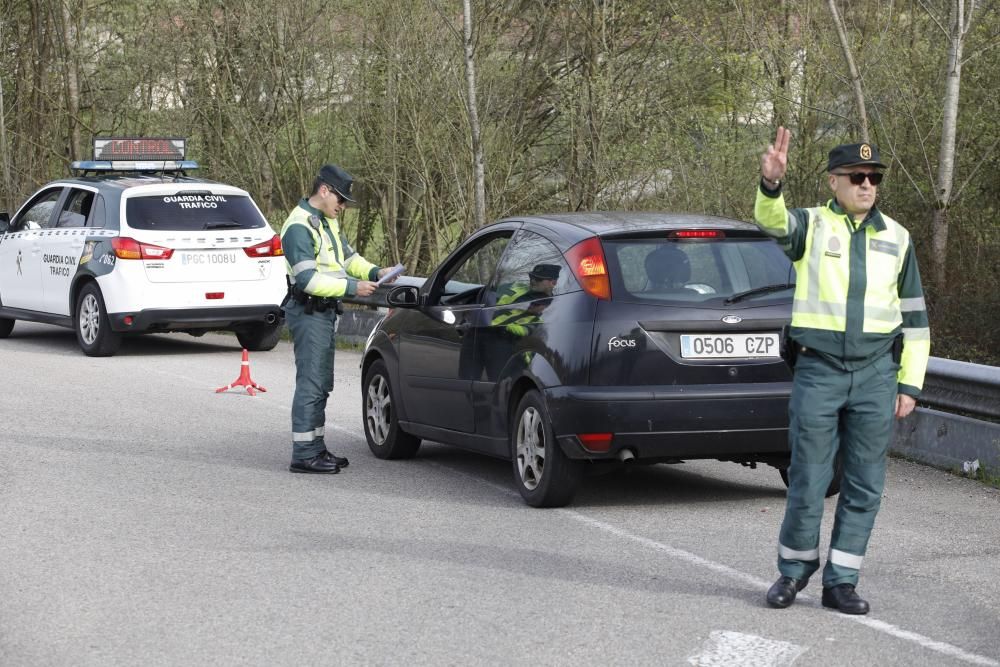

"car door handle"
[455,322,472,335]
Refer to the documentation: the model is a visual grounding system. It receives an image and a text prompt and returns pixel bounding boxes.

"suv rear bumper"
[545,383,792,461]
[109,305,283,333]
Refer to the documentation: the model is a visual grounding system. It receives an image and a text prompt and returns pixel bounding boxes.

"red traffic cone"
[215,348,267,396]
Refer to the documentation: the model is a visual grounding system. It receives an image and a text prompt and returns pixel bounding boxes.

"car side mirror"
[386,284,420,308]
[0,212,9,233]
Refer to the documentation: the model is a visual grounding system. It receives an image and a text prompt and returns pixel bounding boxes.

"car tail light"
[670,230,725,239]
[112,237,174,260]
[206,292,224,300]
[578,433,613,453]
[565,236,611,300]
[244,235,283,257]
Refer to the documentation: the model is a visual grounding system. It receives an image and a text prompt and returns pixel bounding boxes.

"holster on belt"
[891,333,904,364]
[780,324,799,370]
[286,283,340,315]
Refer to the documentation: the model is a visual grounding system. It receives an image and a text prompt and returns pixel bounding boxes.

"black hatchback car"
[361,212,799,507]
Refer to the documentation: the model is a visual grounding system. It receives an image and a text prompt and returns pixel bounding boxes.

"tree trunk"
[930,207,949,292]
[462,0,486,229]
[60,0,82,162]
[931,0,972,292]
[0,21,12,208]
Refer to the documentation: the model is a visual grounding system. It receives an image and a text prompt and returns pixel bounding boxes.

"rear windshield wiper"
[725,283,795,304]
[203,221,244,230]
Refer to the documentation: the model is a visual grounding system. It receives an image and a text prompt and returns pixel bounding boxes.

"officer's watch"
[761,176,781,189]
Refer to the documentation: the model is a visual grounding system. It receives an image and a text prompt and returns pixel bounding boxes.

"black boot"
[766,576,809,609]
[289,453,341,474]
[324,451,349,468]
[822,584,870,615]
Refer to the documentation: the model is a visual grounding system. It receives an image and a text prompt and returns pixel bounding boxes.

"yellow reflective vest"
[280,200,378,299]
[754,186,930,397]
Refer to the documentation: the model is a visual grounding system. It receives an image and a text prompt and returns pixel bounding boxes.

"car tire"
[75,283,122,357]
[510,390,583,508]
[236,323,283,351]
[779,452,843,498]
[0,317,14,338]
[363,359,421,459]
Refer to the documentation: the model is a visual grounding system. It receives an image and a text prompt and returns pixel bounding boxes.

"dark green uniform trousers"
[778,352,898,587]
[284,300,338,461]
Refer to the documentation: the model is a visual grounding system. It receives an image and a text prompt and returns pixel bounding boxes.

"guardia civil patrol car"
[0,138,286,356]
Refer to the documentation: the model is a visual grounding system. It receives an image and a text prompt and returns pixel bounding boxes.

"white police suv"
[0,138,286,356]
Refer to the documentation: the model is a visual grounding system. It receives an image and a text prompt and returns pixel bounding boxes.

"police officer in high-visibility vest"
[493,264,559,335]
[280,164,397,474]
[495,263,559,306]
[756,128,930,614]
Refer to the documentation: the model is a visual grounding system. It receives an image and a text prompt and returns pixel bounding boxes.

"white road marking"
[159,366,998,666]
[422,461,999,666]
[688,631,805,667]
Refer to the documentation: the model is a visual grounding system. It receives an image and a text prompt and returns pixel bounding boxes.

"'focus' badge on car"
[721,315,742,324]
[608,336,637,350]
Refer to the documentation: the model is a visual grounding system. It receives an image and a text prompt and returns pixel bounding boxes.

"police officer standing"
[280,164,396,474]
[756,127,930,614]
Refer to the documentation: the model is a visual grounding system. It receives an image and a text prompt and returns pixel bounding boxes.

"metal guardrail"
[920,357,1000,420]
[896,357,1000,478]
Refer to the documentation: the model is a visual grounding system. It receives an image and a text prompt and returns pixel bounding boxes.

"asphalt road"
[2,322,999,667]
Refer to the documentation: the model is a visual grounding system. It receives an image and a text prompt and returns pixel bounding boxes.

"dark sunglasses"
[836,172,883,186]
[325,185,346,203]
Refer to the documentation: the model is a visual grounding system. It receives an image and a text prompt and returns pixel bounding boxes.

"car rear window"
[125,194,267,231]
[604,236,794,304]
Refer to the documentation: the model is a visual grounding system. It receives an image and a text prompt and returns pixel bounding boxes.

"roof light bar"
[71,160,199,173]
[93,137,186,161]
[70,137,197,174]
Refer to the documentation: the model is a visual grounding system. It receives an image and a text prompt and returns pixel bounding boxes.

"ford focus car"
[0,138,286,356]
[360,212,809,507]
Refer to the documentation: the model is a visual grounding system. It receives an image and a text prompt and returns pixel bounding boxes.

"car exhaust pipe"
[265,313,277,325]
[618,448,636,463]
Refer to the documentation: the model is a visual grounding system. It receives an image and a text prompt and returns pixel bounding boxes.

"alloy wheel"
[366,374,391,446]
[516,406,546,490]
[79,293,100,345]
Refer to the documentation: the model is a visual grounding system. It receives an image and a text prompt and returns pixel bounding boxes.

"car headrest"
[644,244,691,288]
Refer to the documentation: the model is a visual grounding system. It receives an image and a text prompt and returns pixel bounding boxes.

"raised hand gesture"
[761,126,791,184]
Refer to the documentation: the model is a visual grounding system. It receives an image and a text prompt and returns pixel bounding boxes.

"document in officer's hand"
[376,263,405,285]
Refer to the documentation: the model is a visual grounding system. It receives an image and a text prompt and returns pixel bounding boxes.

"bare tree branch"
[827,0,869,141]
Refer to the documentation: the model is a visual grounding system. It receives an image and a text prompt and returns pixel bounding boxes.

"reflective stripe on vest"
[492,309,539,326]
